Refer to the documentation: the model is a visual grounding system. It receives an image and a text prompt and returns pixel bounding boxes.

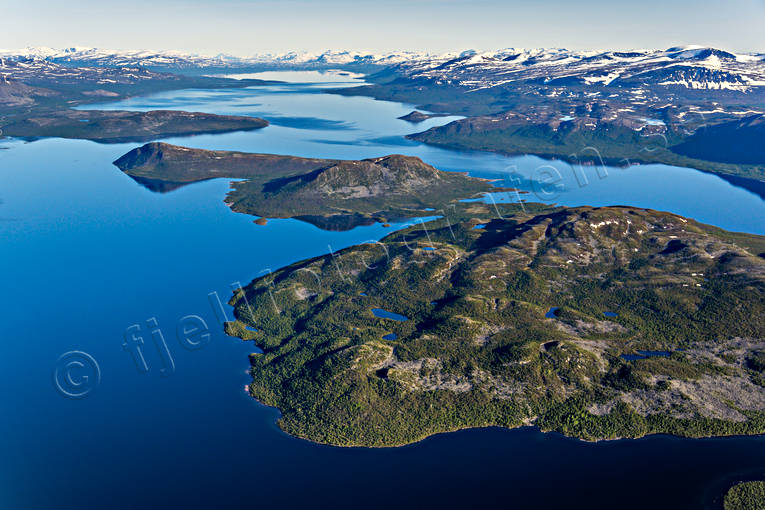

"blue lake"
[2,70,765,509]
[622,350,674,361]
[372,308,410,322]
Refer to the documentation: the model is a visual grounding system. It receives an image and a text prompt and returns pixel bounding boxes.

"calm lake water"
[1,70,764,509]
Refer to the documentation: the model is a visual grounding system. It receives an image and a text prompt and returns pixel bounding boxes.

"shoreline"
[404,134,765,200]
[240,383,765,449]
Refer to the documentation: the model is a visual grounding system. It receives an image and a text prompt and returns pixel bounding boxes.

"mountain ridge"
[3,46,763,86]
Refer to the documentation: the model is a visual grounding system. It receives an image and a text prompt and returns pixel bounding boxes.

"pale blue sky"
[2,0,763,54]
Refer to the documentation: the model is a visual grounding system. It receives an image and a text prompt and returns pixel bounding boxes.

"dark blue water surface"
[2,71,765,510]
[372,308,410,322]
[622,350,674,361]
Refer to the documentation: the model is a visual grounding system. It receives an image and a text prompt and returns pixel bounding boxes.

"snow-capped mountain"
[0,46,239,69]
[387,46,765,93]
[1,45,763,93]
[0,55,184,88]
[0,47,429,71]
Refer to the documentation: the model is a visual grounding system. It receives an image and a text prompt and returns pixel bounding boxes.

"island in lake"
[3,109,268,143]
[397,110,449,123]
[114,142,509,229]
[224,202,765,447]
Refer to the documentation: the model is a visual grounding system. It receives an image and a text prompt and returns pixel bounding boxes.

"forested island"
[114,142,507,229]
[2,109,268,143]
[225,203,765,447]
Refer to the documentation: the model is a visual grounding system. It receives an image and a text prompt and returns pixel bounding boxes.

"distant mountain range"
[386,46,765,93]
[0,46,426,72]
[2,45,764,91]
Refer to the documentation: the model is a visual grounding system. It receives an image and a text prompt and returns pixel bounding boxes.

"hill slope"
[409,111,765,182]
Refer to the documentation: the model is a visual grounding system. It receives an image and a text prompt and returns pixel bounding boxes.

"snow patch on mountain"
[388,46,765,93]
